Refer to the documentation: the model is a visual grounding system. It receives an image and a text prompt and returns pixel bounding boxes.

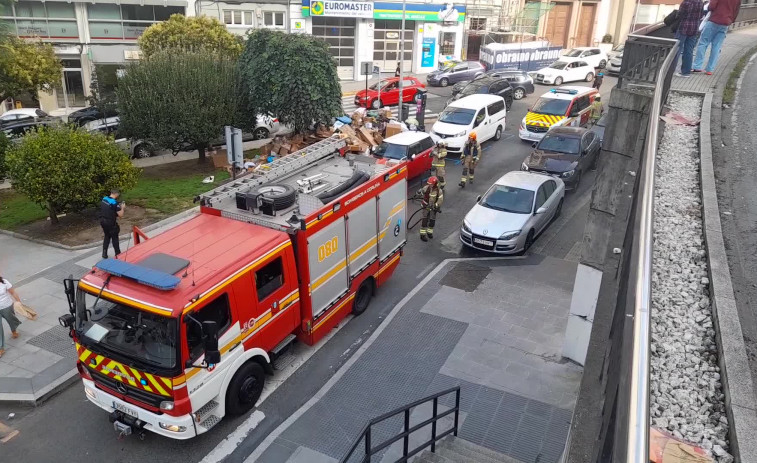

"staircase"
[415,436,523,463]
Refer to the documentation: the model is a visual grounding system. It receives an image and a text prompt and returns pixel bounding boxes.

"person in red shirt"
[675,0,704,77]
[693,0,741,73]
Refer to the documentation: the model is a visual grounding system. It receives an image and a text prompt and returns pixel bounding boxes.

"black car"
[590,113,607,143]
[484,69,535,100]
[68,105,118,126]
[448,77,514,110]
[3,119,61,141]
[520,127,599,190]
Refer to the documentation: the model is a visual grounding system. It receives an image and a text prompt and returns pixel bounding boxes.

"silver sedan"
[460,171,565,254]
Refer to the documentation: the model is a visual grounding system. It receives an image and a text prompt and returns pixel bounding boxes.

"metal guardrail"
[621,34,679,463]
[340,387,460,463]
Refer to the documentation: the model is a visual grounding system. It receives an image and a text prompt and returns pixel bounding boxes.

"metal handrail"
[625,35,678,462]
[340,386,461,463]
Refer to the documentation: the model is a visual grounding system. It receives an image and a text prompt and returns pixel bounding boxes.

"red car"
[355,77,425,109]
[373,131,435,179]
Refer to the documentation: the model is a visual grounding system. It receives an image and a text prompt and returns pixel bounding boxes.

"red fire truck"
[59,136,408,439]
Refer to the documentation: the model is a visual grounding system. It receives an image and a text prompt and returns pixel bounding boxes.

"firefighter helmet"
[469,132,477,140]
[427,176,439,186]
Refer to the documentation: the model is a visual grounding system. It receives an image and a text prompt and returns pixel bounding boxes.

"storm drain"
[439,261,491,292]
[27,325,77,360]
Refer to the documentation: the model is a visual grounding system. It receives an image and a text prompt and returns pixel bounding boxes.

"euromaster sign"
[309,0,373,18]
[303,1,466,22]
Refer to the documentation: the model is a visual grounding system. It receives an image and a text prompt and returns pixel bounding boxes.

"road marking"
[0,421,19,443]
[416,262,436,280]
[198,315,350,463]
[242,256,523,462]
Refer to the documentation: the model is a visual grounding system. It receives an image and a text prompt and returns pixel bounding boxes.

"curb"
[0,369,79,405]
[0,206,200,251]
[699,91,757,462]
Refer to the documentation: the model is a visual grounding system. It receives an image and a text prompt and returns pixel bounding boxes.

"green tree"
[0,37,62,101]
[238,29,342,133]
[87,65,119,122]
[138,15,242,59]
[116,51,238,161]
[6,125,139,224]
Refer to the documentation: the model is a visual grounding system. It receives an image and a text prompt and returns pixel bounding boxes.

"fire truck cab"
[60,137,408,439]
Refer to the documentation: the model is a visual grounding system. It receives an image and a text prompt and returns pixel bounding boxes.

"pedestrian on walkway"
[459,133,481,188]
[590,95,604,125]
[98,188,125,259]
[592,69,604,89]
[395,63,401,77]
[693,0,741,74]
[0,276,22,358]
[675,0,704,77]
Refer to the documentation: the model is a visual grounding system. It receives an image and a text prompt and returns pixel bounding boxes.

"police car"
[518,86,599,142]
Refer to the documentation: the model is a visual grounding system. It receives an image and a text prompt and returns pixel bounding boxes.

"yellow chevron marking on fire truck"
[311,259,347,293]
[129,368,153,393]
[525,112,565,127]
[145,373,169,396]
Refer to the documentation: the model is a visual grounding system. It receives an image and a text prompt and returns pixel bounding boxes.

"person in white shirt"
[0,276,22,358]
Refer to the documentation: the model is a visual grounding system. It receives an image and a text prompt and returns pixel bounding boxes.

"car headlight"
[159,423,187,433]
[521,162,529,171]
[85,387,97,402]
[454,131,467,137]
[462,220,472,233]
[160,400,175,411]
[561,170,575,178]
[499,230,521,241]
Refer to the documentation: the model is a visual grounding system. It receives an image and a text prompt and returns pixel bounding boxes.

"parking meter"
[415,89,428,132]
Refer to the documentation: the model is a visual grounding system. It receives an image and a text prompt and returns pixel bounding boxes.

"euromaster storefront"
[298,0,465,80]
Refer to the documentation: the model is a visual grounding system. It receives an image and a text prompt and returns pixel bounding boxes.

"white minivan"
[430,94,506,155]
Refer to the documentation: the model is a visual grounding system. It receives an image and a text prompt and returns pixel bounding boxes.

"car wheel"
[555,198,564,218]
[133,144,151,159]
[252,127,270,140]
[249,184,297,211]
[586,72,595,82]
[371,99,382,109]
[522,229,535,254]
[599,59,607,69]
[352,278,374,316]
[440,78,449,87]
[554,77,563,86]
[513,88,525,100]
[226,361,265,416]
[494,125,503,141]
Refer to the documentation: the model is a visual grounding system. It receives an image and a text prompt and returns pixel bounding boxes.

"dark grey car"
[520,127,600,191]
[452,69,535,100]
[426,61,485,87]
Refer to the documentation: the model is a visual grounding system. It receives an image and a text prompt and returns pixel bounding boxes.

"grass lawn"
[0,160,230,230]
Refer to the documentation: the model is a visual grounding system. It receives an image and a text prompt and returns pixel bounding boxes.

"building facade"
[0,0,187,115]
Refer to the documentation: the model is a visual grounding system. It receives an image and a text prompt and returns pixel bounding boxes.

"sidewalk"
[0,211,199,402]
[248,256,582,463]
[671,26,757,94]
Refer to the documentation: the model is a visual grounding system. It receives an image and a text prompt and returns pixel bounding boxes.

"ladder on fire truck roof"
[199,136,347,208]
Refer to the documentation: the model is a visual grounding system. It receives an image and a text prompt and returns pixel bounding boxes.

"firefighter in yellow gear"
[417,176,443,242]
[590,95,603,125]
[459,132,481,188]
[431,141,448,189]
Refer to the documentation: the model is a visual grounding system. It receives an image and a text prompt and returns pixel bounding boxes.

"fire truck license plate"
[113,401,138,418]
[473,238,494,247]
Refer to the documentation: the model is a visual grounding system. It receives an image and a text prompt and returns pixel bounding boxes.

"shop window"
[2,1,77,39]
[440,32,456,55]
[263,12,285,28]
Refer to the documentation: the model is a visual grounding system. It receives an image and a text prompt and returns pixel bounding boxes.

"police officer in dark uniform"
[98,189,124,259]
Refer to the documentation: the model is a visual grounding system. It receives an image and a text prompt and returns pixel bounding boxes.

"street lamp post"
[397,0,407,122]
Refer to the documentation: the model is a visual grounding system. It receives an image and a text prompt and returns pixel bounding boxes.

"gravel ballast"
[650,93,732,462]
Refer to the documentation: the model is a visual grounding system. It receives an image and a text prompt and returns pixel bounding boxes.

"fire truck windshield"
[75,289,178,371]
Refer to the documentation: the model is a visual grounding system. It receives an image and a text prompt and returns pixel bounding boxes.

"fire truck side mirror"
[202,320,221,366]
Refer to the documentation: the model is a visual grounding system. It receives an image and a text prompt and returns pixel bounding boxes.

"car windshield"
[549,61,568,70]
[565,49,583,57]
[75,289,178,370]
[538,135,581,154]
[531,97,571,116]
[375,142,408,160]
[438,107,476,125]
[481,185,534,214]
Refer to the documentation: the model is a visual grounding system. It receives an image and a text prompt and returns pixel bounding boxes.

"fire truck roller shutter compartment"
[346,198,380,278]
[308,216,349,318]
[377,179,407,260]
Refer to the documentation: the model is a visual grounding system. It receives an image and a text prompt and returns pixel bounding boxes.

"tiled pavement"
[671,26,757,94]
[254,255,581,463]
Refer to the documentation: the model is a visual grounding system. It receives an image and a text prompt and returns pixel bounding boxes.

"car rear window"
[480,185,534,214]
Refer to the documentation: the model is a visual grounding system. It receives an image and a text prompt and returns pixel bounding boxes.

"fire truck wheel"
[352,279,374,316]
[250,184,297,211]
[226,361,266,416]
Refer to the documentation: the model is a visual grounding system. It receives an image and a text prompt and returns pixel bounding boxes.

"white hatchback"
[532,59,595,86]
[563,47,609,69]
[460,171,565,254]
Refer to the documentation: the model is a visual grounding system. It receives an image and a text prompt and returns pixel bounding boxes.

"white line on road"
[416,262,436,280]
[199,411,265,463]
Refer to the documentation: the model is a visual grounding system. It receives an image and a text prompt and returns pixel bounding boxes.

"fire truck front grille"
[92,371,165,408]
